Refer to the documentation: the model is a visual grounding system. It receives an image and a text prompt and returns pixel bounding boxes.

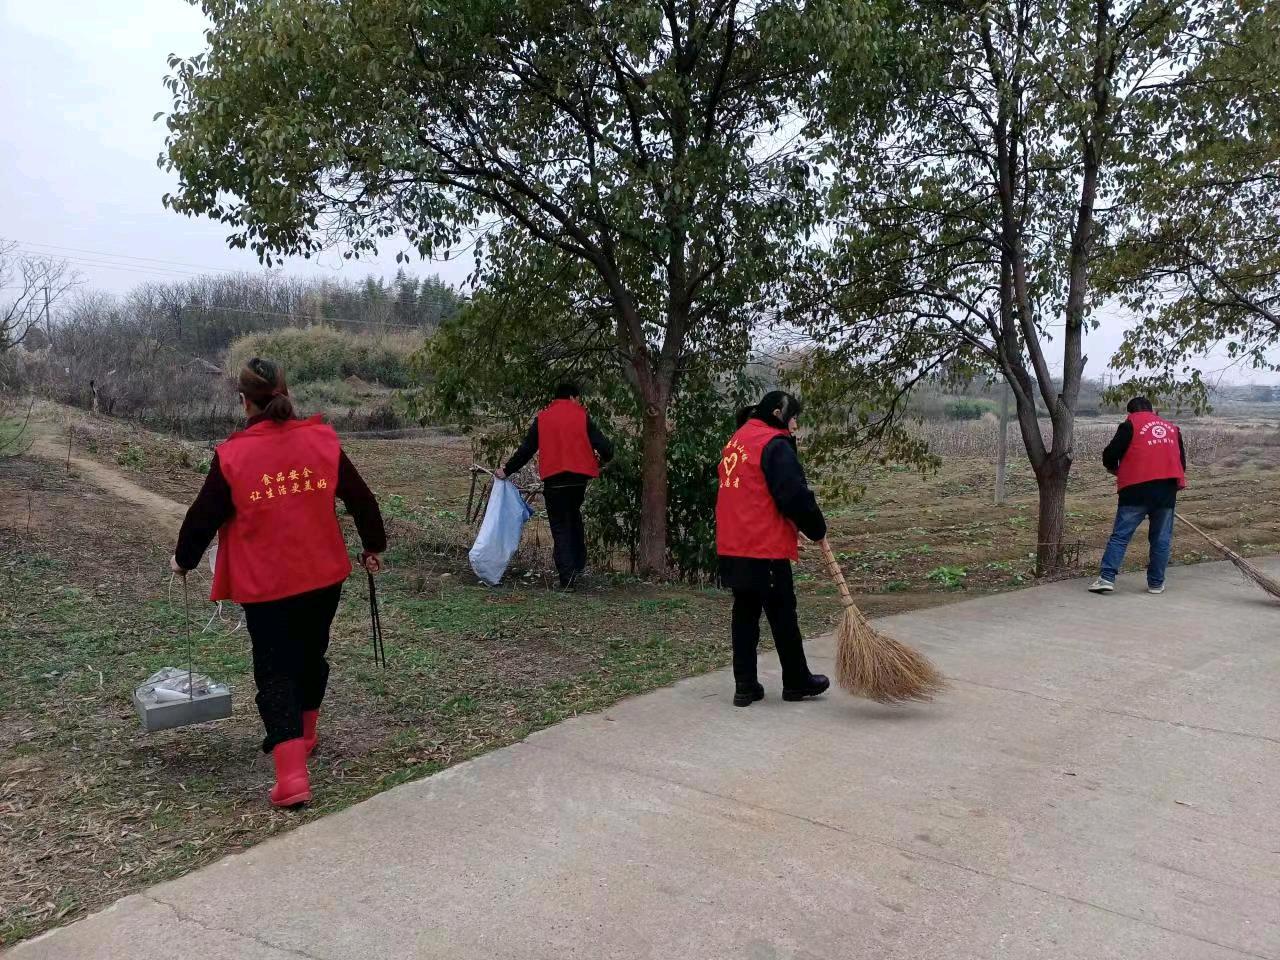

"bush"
[290,378,362,409]
[944,399,991,421]
[584,372,755,581]
[226,327,422,387]
[9,292,244,438]
[414,284,756,581]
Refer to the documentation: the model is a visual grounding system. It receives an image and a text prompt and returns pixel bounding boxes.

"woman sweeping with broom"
[717,392,945,708]
[717,391,831,707]
[171,357,387,807]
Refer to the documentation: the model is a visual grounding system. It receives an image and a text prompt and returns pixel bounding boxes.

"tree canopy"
[1106,2,1280,406]
[162,0,904,573]
[791,0,1252,573]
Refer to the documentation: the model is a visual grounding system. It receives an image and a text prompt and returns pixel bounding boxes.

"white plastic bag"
[468,479,533,586]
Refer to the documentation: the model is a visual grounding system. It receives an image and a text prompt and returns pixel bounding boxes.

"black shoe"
[782,674,830,702]
[733,682,765,707]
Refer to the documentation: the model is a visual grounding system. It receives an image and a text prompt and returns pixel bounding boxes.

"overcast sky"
[1,1,1270,385]
[0,0,472,297]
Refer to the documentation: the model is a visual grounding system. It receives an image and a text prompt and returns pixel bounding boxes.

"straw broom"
[819,539,947,703]
[1176,514,1280,601]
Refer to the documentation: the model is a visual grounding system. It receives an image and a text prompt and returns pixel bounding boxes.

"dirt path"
[27,434,188,533]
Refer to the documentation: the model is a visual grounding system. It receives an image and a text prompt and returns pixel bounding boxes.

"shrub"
[583,371,755,581]
[226,327,422,387]
[116,444,146,470]
[926,565,968,589]
[944,399,990,421]
[290,378,362,409]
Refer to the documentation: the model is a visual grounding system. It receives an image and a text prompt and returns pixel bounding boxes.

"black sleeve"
[1102,421,1132,474]
[174,452,233,571]
[503,420,539,476]
[760,437,827,542]
[1178,429,1186,470]
[336,451,387,553]
[587,417,614,465]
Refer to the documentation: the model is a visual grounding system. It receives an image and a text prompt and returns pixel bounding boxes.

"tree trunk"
[637,405,670,576]
[1033,453,1071,576]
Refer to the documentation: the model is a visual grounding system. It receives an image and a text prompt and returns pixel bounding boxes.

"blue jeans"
[1099,503,1175,587]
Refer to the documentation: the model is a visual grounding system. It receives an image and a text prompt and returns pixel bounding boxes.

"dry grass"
[914,416,1279,466]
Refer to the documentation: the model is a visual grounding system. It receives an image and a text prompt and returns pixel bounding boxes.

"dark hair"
[738,390,802,429]
[239,357,295,422]
[1126,396,1154,414]
[554,382,581,400]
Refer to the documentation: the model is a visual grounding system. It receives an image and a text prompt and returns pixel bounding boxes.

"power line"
[15,239,259,274]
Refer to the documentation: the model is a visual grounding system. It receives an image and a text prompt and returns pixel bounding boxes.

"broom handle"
[819,539,855,610]
[1176,513,1233,554]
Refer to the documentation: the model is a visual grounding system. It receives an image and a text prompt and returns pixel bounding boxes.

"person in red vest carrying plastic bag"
[716,391,830,708]
[1089,396,1186,595]
[170,358,387,807]
[495,383,613,588]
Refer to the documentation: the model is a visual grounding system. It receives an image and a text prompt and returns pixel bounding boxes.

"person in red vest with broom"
[495,383,613,589]
[170,357,386,807]
[716,391,830,707]
[1090,396,1186,595]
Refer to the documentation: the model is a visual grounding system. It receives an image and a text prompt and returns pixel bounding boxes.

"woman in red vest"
[716,391,830,707]
[171,358,386,807]
[495,383,613,588]
[1090,396,1186,595]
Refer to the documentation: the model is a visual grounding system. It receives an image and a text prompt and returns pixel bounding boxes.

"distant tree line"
[0,257,461,437]
[123,267,462,358]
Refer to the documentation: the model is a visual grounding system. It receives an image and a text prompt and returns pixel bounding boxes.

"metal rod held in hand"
[368,570,386,669]
[184,576,193,700]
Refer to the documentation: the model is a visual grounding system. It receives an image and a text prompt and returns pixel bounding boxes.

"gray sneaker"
[1088,578,1115,594]
[1147,584,1165,595]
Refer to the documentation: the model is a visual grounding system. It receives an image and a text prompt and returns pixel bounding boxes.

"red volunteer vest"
[1115,411,1186,491]
[715,419,799,561]
[537,399,600,479]
[211,416,353,604]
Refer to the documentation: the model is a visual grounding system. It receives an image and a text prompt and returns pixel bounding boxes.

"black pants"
[242,582,343,753]
[543,482,588,586]
[731,572,811,690]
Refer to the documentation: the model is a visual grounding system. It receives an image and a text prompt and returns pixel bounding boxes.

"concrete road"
[10,562,1280,960]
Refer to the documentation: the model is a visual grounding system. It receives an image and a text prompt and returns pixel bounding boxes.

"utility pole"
[995,382,1011,505]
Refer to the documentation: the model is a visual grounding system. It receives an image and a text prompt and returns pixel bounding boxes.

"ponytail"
[741,391,802,429]
[238,357,295,422]
[262,392,295,422]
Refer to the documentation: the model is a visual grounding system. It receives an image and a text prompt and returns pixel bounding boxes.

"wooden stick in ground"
[1176,514,1280,601]
[818,539,946,703]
